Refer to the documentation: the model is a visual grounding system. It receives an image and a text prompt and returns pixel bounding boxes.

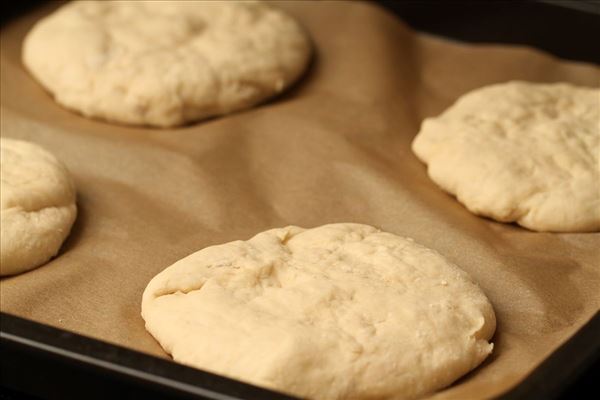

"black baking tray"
[1,1,600,399]
[1,311,599,400]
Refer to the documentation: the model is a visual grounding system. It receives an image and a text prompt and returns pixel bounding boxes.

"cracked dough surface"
[22,0,311,127]
[412,81,600,232]
[0,138,77,276]
[142,223,495,399]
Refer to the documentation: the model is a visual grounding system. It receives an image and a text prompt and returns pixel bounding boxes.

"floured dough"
[412,81,600,232]
[0,138,77,276]
[22,0,311,127]
[142,223,495,399]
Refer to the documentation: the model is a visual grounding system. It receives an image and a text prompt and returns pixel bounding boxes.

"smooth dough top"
[22,0,312,127]
[1,138,77,276]
[412,81,600,232]
[142,223,495,399]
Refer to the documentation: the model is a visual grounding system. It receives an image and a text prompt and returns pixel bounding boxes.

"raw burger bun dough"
[412,81,600,232]
[142,223,495,399]
[22,0,312,127]
[0,138,77,276]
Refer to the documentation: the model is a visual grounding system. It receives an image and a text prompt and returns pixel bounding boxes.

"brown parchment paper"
[1,1,599,399]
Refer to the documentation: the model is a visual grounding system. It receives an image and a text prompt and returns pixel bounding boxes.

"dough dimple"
[0,138,77,276]
[22,0,312,127]
[412,81,600,232]
[142,223,495,399]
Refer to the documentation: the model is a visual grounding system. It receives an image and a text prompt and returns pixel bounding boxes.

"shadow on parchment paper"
[500,256,586,333]
[340,140,511,246]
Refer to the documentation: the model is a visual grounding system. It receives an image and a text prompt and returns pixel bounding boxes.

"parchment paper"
[1,1,599,399]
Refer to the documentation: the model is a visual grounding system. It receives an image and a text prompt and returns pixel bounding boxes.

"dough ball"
[22,0,312,127]
[142,223,495,399]
[1,138,77,276]
[412,81,600,232]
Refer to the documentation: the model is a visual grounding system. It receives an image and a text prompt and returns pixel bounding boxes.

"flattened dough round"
[412,81,600,232]
[0,138,77,276]
[142,223,495,399]
[23,0,311,127]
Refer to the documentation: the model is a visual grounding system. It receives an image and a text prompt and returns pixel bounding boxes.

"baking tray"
[1,311,599,400]
[1,1,599,399]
